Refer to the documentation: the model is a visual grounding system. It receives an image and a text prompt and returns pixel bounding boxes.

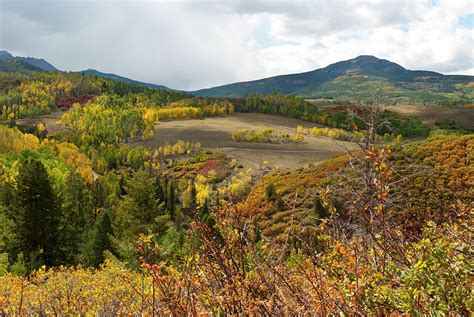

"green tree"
[14,158,61,269]
[154,176,165,202]
[112,169,164,261]
[60,171,93,264]
[265,183,277,202]
[166,179,176,219]
[82,210,113,267]
[91,177,107,215]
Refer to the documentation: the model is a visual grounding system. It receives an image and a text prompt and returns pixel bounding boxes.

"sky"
[1,0,473,91]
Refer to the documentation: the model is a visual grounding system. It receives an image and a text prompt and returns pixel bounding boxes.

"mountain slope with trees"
[194,55,474,104]
[0,50,171,90]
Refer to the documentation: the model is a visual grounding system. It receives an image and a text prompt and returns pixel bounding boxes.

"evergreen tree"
[0,182,16,265]
[60,171,93,264]
[115,169,162,234]
[265,183,277,202]
[119,174,126,196]
[166,179,176,219]
[199,200,222,243]
[254,226,262,244]
[91,178,107,215]
[154,176,165,202]
[82,210,113,267]
[14,158,61,269]
[112,169,165,261]
[313,196,327,219]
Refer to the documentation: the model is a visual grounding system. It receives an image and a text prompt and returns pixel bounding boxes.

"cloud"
[244,0,474,77]
[0,0,473,90]
[1,0,264,89]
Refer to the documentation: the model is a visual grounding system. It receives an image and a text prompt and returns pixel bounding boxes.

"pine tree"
[112,169,166,262]
[60,171,93,264]
[199,200,222,243]
[91,178,107,215]
[14,158,61,269]
[313,196,327,219]
[154,176,165,202]
[82,210,113,267]
[167,179,176,219]
[119,174,126,196]
[115,171,162,236]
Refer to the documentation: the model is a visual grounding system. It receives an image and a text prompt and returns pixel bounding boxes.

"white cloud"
[0,0,473,90]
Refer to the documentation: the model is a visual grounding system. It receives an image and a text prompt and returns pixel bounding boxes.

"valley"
[19,110,358,171]
[0,52,472,315]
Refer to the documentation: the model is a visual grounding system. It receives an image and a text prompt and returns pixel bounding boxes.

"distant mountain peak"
[18,56,59,72]
[323,55,407,75]
[0,50,14,60]
[353,55,380,61]
[193,55,473,102]
[0,50,59,71]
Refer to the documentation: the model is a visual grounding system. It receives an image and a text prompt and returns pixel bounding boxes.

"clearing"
[385,105,474,130]
[137,113,357,170]
[17,111,359,170]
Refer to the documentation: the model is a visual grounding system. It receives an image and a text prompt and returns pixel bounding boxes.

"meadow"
[137,113,358,170]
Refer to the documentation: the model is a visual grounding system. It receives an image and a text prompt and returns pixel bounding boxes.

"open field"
[311,102,474,131]
[137,113,357,170]
[386,105,474,130]
[17,110,68,133]
[18,111,357,170]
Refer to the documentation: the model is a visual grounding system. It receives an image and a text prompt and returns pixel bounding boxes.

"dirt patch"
[57,95,95,109]
[196,158,224,177]
[17,110,68,134]
[141,113,357,171]
[308,102,474,131]
[386,105,474,130]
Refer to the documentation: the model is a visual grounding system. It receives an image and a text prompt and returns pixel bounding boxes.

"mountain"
[0,50,59,72]
[193,55,474,104]
[80,69,169,90]
[0,58,45,74]
[0,51,14,60]
[0,50,170,90]
[0,50,52,73]
[16,56,58,72]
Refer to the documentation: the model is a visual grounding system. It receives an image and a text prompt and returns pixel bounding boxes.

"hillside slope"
[80,69,169,90]
[193,55,474,104]
[0,50,59,72]
[0,50,170,90]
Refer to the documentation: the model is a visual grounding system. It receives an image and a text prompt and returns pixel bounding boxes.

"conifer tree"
[60,171,93,264]
[82,210,113,267]
[112,169,165,261]
[154,175,165,202]
[115,169,162,235]
[14,158,61,269]
[91,178,107,215]
[166,179,176,219]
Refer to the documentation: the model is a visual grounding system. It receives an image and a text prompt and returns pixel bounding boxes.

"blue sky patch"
[459,13,474,29]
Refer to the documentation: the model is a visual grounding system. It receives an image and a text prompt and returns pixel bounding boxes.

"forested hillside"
[0,70,472,315]
[194,55,474,105]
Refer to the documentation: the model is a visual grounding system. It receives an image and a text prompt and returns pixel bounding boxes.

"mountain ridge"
[192,55,473,104]
[0,51,472,103]
[0,50,59,72]
[80,69,169,90]
[0,50,170,90]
